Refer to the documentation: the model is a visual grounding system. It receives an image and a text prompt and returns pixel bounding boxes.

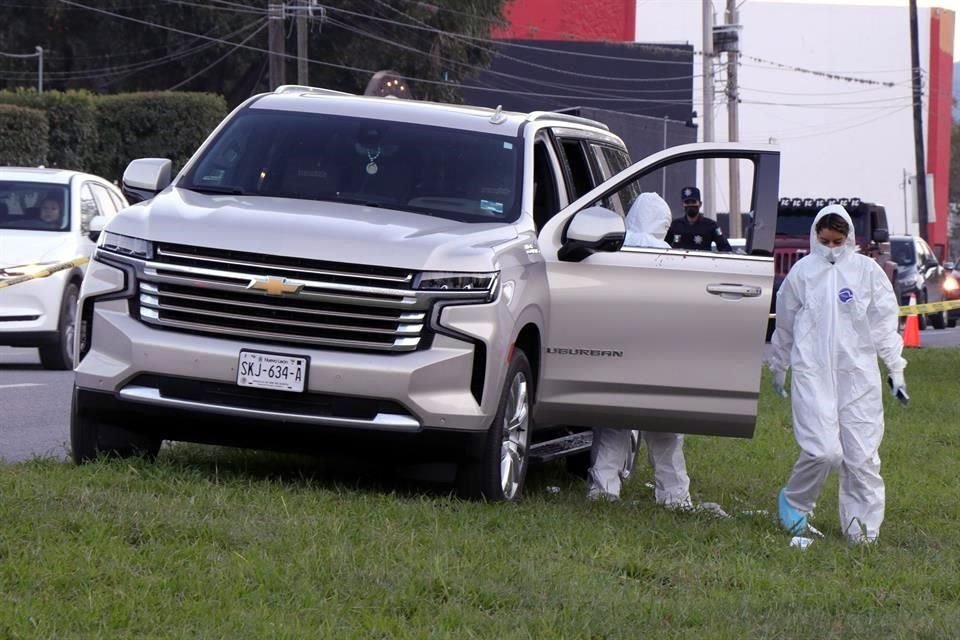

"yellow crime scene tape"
[769,297,960,319]
[0,256,90,290]
[4,257,958,320]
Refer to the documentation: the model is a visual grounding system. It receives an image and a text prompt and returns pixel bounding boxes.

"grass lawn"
[2,348,959,639]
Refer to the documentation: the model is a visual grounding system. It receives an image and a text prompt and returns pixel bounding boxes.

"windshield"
[0,182,70,232]
[890,238,915,266]
[181,109,523,223]
[776,209,868,240]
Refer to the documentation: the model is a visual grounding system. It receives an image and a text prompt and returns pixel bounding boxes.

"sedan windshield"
[181,109,523,223]
[890,239,915,266]
[0,182,70,232]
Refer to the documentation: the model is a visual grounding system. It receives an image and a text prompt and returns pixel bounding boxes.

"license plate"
[237,350,308,393]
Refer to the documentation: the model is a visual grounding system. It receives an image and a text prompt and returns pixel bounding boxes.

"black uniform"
[666,215,732,252]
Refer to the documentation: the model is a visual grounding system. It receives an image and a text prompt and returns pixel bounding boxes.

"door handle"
[706,283,762,298]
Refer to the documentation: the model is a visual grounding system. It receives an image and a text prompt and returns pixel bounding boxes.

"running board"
[529,431,593,463]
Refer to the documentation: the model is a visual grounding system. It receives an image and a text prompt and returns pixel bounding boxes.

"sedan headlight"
[415,271,498,293]
[944,276,959,293]
[98,231,153,260]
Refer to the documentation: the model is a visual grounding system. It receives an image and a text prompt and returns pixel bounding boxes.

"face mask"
[684,206,699,218]
[814,242,850,263]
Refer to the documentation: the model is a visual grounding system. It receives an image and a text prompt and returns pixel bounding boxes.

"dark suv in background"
[890,234,952,330]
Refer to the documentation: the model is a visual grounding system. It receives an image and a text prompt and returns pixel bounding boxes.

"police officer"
[667,186,732,252]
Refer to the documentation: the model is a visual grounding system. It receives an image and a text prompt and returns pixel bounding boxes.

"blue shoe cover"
[778,489,807,534]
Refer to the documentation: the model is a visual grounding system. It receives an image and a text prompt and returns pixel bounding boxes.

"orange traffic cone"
[903,293,922,348]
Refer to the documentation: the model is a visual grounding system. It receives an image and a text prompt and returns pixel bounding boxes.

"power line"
[0,19,264,80]
[168,20,268,90]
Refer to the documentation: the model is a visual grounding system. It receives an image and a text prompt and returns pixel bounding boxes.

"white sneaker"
[586,485,620,502]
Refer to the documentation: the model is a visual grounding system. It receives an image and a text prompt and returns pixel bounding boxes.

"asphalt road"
[3,326,960,464]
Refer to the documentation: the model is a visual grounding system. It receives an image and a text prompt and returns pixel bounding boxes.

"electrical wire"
[168,19,268,90]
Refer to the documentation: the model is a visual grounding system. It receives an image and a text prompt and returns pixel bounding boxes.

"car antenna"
[489,105,507,125]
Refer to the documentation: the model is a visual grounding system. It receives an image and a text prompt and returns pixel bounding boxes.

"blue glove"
[772,370,788,399]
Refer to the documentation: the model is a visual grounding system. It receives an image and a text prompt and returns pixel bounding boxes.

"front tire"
[456,351,533,502]
[71,387,162,463]
[39,282,79,370]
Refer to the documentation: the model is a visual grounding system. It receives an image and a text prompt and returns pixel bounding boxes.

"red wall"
[927,9,955,259]
[496,0,635,41]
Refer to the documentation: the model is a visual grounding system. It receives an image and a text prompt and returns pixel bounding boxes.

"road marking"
[0,383,45,389]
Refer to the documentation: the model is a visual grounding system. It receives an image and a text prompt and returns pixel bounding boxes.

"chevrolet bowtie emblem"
[247,276,303,296]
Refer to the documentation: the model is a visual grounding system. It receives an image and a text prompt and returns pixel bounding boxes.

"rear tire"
[39,282,79,370]
[918,291,928,331]
[71,387,162,463]
[456,351,533,502]
[931,307,947,330]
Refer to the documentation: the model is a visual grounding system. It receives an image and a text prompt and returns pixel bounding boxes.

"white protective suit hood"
[810,204,856,264]
[624,192,671,249]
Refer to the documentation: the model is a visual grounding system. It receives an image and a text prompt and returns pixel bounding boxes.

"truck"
[72,85,781,502]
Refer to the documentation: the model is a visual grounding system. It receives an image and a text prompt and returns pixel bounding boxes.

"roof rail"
[273,85,355,97]
[525,110,610,131]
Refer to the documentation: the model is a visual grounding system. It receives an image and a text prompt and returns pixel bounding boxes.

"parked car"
[0,168,127,369]
[889,235,951,330]
[72,85,780,501]
[942,258,959,328]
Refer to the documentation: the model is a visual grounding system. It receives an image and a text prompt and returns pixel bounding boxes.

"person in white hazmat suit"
[768,204,907,543]
[586,192,692,508]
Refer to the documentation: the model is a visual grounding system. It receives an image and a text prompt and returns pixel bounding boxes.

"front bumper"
[0,270,68,343]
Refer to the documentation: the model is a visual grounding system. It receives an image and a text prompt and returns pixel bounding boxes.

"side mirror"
[945,261,956,271]
[87,216,107,243]
[559,206,625,263]
[122,158,173,204]
[872,228,889,243]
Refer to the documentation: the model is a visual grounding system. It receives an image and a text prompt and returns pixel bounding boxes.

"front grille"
[774,250,804,276]
[136,244,428,352]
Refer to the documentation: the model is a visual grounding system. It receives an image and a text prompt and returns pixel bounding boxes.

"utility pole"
[296,0,308,85]
[702,0,716,220]
[36,46,43,94]
[725,0,741,239]
[909,0,929,240]
[268,2,286,90]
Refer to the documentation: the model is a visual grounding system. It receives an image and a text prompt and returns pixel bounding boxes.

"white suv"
[0,168,126,369]
[73,86,780,500]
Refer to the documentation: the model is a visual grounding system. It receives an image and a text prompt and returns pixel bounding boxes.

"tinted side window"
[557,138,598,200]
[79,184,102,234]
[533,140,562,231]
[89,183,118,217]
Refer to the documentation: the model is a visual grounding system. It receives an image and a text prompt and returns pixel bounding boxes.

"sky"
[752,0,960,59]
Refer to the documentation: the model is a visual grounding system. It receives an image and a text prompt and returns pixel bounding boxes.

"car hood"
[108,188,521,272]
[0,231,77,269]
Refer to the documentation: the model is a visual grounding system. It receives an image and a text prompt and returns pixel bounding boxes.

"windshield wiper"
[182,185,247,196]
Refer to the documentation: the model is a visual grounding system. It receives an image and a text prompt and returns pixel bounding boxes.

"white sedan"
[0,167,127,369]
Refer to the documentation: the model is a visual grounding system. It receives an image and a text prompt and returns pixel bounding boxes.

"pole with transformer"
[702,0,716,220]
[36,46,43,94]
[725,0,741,239]
[268,2,286,90]
[909,0,929,240]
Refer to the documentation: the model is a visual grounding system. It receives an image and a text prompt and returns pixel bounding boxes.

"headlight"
[944,276,959,293]
[98,231,153,260]
[416,271,499,293]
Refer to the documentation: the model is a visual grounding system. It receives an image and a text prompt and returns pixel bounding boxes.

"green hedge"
[0,104,49,167]
[94,92,227,183]
[0,89,99,171]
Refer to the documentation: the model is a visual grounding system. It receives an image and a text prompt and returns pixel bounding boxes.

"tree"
[0,0,508,106]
